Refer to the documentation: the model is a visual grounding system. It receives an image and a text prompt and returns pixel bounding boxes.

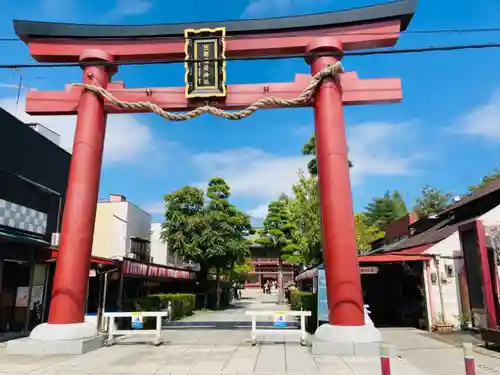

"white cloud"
[191,147,309,200]
[192,122,419,198]
[347,121,422,184]
[247,203,269,220]
[0,96,166,167]
[453,91,500,139]
[143,201,165,215]
[191,121,421,219]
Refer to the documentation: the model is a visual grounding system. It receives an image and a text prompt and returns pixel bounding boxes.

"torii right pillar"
[307,37,381,355]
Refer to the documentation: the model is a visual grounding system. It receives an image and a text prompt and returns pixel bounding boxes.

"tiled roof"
[440,177,500,214]
[374,178,500,253]
[388,217,458,252]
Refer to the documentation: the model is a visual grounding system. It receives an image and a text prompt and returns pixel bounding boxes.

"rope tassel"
[74,62,343,121]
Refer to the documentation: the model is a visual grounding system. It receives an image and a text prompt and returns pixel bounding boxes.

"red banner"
[123,259,195,280]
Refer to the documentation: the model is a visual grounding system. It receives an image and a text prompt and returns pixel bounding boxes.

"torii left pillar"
[18,50,115,352]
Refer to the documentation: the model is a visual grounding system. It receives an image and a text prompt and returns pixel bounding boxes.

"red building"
[245,230,296,288]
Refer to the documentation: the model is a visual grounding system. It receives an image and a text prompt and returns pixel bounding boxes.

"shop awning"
[0,229,50,246]
[358,244,433,263]
[358,254,432,262]
[49,249,117,265]
[296,244,433,280]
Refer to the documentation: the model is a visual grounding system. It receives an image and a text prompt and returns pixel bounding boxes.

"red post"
[380,343,392,375]
[463,343,476,375]
[306,37,364,326]
[48,51,115,324]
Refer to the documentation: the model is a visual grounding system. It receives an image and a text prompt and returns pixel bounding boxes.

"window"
[130,237,150,261]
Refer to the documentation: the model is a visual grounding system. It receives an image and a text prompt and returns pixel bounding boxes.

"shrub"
[123,293,196,328]
[289,291,317,333]
[195,287,232,310]
[155,293,196,319]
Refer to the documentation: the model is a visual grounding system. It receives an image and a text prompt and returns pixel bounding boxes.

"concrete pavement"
[1,289,500,374]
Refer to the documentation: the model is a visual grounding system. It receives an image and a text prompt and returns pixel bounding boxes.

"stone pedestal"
[310,305,381,356]
[310,323,381,356]
[7,322,104,355]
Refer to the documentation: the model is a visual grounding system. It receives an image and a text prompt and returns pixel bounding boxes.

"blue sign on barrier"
[131,313,143,329]
[317,268,328,323]
[274,313,287,328]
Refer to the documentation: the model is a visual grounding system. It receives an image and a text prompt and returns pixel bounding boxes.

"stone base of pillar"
[6,322,104,355]
[310,323,382,356]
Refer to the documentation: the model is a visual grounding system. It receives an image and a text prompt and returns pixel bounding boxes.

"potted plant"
[432,313,455,334]
[456,312,473,330]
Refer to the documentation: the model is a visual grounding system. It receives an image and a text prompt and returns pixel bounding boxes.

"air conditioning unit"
[51,232,60,247]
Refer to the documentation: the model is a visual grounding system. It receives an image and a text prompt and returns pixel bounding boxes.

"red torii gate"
[11,0,415,354]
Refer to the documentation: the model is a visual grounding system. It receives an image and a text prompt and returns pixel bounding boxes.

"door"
[460,223,498,329]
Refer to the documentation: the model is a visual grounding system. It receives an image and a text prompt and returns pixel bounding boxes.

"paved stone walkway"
[1,289,500,374]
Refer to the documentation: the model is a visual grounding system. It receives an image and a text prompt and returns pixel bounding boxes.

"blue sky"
[1,0,500,225]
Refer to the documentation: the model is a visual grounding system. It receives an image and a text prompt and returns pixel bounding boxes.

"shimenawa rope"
[74,62,343,121]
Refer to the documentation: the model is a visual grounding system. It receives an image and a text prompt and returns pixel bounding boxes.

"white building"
[421,203,500,329]
[356,179,500,331]
[150,223,190,267]
[92,194,152,261]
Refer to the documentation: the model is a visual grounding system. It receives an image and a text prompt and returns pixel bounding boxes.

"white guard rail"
[244,310,311,346]
[103,311,169,346]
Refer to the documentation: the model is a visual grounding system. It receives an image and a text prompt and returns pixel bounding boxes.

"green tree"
[161,178,251,309]
[355,213,384,253]
[364,190,408,231]
[413,185,451,217]
[231,257,253,283]
[161,186,210,301]
[288,171,322,265]
[256,195,301,303]
[302,133,353,176]
[205,177,252,308]
[468,168,500,192]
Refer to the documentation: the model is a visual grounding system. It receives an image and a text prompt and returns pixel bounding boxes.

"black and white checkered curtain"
[0,169,57,236]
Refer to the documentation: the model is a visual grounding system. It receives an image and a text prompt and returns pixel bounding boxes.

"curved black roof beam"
[13,0,416,40]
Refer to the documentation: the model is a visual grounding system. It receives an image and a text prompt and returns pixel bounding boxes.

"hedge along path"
[74,62,344,121]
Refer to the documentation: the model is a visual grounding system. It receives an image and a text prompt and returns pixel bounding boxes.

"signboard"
[131,312,143,329]
[184,27,227,99]
[15,286,29,307]
[317,268,328,323]
[360,266,379,274]
[274,312,287,328]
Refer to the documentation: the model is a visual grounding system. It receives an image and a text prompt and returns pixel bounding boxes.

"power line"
[2,27,500,42]
[0,42,500,70]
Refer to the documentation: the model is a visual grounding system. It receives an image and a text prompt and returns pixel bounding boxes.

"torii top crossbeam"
[14,0,416,62]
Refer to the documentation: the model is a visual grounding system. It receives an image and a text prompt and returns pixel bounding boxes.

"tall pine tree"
[364,190,408,231]
[302,133,353,176]
[256,195,300,303]
[413,185,451,217]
